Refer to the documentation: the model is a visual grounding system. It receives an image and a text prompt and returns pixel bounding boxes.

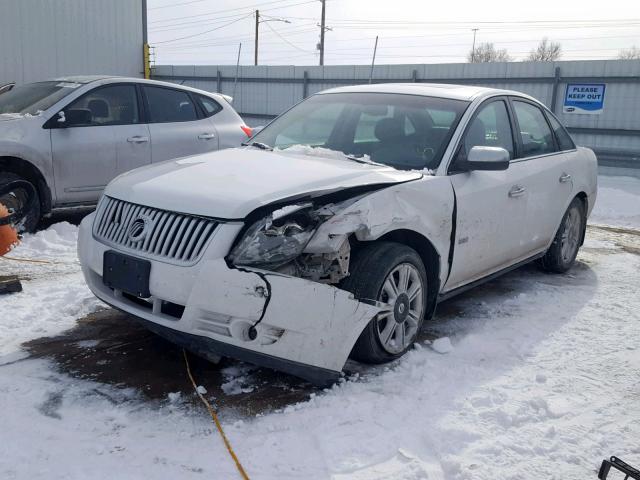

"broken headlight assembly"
[229,207,318,268]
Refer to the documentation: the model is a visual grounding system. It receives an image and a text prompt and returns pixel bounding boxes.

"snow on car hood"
[104,147,423,219]
[0,113,41,122]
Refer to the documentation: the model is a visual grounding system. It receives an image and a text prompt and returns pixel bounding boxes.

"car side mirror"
[461,146,510,171]
[54,109,92,128]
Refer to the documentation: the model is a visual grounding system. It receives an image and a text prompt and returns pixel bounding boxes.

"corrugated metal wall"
[0,0,144,85]
[153,60,640,165]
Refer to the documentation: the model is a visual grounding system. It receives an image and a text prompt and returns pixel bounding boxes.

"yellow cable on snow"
[182,349,251,480]
[0,255,55,264]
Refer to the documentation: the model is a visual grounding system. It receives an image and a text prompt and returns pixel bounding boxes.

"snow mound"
[590,175,640,229]
[0,222,103,355]
[431,337,453,354]
[332,449,445,480]
[10,221,78,260]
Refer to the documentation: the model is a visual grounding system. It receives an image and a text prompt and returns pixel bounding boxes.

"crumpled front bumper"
[78,213,380,385]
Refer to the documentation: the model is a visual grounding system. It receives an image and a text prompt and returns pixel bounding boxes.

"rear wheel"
[341,242,428,363]
[0,173,41,233]
[538,197,585,273]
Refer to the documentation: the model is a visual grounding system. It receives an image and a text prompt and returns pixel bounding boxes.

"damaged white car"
[78,84,597,385]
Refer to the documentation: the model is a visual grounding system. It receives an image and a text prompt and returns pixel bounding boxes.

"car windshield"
[0,81,81,115]
[251,92,469,170]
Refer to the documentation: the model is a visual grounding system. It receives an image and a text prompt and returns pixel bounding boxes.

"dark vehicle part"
[538,197,585,273]
[598,456,640,480]
[0,176,39,232]
[341,241,428,363]
[0,275,22,295]
[0,83,15,95]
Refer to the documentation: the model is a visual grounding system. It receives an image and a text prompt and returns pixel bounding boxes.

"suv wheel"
[341,242,428,363]
[0,173,41,233]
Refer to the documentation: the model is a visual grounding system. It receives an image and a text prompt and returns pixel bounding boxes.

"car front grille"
[93,196,218,265]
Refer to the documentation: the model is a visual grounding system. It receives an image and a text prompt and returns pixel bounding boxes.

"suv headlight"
[229,208,317,268]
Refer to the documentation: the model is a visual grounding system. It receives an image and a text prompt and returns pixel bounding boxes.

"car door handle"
[198,133,216,140]
[559,173,572,183]
[127,136,149,144]
[508,185,526,198]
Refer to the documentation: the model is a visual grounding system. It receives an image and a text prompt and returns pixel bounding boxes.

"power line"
[154,13,254,44]
[150,0,211,10]
[149,0,319,25]
[264,21,314,53]
[157,31,640,52]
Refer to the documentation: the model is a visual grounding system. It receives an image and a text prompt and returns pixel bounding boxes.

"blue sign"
[563,84,606,115]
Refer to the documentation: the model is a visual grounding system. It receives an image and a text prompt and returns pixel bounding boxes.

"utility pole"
[319,0,326,65]
[233,43,242,101]
[254,11,290,66]
[368,36,378,84]
[254,10,259,66]
[471,28,479,62]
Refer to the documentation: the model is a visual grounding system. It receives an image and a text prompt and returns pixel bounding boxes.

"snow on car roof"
[52,75,117,84]
[320,83,527,101]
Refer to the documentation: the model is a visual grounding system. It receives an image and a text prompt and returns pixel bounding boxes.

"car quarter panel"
[0,117,55,200]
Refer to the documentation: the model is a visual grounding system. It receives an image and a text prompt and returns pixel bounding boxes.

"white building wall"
[0,0,144,85]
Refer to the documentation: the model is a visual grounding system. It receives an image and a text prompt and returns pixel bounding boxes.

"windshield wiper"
[243,141,273,151]
[343,153,386,167]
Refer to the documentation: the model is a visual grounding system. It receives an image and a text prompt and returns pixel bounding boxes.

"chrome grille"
[93,197,218,264]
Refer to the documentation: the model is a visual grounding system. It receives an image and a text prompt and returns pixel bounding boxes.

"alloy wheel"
[376,263,425,354]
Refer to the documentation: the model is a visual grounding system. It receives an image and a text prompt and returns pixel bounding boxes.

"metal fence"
[153,60,640,166]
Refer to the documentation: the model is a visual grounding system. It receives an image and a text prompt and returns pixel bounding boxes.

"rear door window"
[143,86,198,123]
[512,100,557,158]
[196,94,222,117]
[546,113,576,151]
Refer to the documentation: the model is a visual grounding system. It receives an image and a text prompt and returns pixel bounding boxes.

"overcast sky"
[147,0,640,66]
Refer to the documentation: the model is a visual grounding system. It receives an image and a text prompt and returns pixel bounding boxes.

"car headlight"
[229,208,318,268]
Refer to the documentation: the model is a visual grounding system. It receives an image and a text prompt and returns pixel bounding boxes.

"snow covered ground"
[1,174,639,480]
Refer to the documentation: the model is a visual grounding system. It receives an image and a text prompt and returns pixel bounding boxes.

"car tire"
[538,197,585,273]
[0,172,41,233]
[341,241,428,364]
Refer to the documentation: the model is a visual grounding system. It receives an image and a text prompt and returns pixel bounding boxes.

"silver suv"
[0,76,250,231]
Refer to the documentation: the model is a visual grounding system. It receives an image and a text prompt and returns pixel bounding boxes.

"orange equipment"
[0,201,19,256]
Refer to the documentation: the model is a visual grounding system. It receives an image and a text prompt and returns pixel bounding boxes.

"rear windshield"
[251,92,470,170]
[0,81,81,115]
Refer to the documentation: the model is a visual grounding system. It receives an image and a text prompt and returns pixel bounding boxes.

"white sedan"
[78,84,597,385]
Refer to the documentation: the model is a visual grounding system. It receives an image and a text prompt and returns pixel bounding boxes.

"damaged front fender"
[305,177,454,288]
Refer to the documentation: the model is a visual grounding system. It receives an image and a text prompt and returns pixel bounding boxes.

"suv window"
[512,100,556,157]
[196,94,222,117]
[463,100,514,159]
[546,113,576,151]
[144,86,198,123]
[64,85,139,126]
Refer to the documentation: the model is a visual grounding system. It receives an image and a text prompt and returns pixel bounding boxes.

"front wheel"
[0,173,41,233]
[538,197,585,273]
[341,242,428,363]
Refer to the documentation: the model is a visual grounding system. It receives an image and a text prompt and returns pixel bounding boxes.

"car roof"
[319,83,534,102]
[51,75,232,103]
[53,75,116,84]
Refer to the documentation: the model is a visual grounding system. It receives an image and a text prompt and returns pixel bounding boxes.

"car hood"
[0,114,42,142]
[104,147,423,219]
